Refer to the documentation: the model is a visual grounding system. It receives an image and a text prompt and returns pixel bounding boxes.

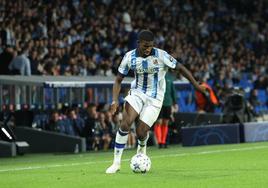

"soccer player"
[106,30,206,173]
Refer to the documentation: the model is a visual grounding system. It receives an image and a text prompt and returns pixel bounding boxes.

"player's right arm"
[111,52,131,115]
[111,73,124,115]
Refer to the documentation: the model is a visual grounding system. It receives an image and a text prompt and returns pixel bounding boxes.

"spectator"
[0,46,15,74]
[83,103,98,150]
[91,118,103,151]
[45,110,65,133]
[0,0,267,88]
[99,111,112,151]
[29,49,42,75]
[8,43,31,75]
[249,89,261,109]
[60,107,75,136]
[108,111,122,147]
[68,108,85,137]
[0,0,268,114]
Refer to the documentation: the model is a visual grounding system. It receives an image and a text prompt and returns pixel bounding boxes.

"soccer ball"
[130,153,151,173]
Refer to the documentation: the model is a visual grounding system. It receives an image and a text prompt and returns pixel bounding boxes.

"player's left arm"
[162,51,206,94]
[175,63,206,94]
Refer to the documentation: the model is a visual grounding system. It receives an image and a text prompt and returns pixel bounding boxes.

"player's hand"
[110,101,119,115]
[199,85,212,104]
[198,85,211,99]
[198,85,207,94]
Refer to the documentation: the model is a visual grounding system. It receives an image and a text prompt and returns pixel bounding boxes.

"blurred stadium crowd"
[0,0,267,80]
[1,0,268,150]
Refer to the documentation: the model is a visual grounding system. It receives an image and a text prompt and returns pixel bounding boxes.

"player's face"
[138,40,154,57]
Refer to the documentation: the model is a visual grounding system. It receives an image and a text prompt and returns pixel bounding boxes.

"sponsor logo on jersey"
[136,67,159,74]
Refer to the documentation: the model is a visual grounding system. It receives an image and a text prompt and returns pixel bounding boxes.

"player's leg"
[161,106,172,148]
[154,107,163,148]
[154,118,163,148]
[136,120,150,154]
[138,103,161,154]
[106,102,139,174]
[161,118,170,148]
[114,102,138,162]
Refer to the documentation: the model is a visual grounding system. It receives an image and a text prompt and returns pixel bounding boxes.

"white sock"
[113,128,129,165]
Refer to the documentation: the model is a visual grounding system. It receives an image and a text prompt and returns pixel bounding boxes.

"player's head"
[137,30,154,57]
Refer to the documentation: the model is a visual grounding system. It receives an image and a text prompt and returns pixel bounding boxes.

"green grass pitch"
[1,142,268,188]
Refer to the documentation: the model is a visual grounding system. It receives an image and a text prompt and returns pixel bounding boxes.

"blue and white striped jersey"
[118,48,178,102]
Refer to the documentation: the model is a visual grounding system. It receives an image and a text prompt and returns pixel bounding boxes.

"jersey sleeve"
[118,53,130,76]
[163,51,177,69]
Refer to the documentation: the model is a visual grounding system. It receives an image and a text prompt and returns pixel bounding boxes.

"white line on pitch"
[0,145,267,173]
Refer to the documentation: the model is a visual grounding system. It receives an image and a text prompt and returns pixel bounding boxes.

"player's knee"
[136,131,147,141]
[120,119,132,132]
[136,127,148,140]
[136,134,144,141]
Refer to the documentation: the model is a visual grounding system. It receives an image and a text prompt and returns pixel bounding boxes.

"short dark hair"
[138,30,154,41]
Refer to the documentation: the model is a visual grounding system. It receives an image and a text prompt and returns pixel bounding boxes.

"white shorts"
[124,89,163,127]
